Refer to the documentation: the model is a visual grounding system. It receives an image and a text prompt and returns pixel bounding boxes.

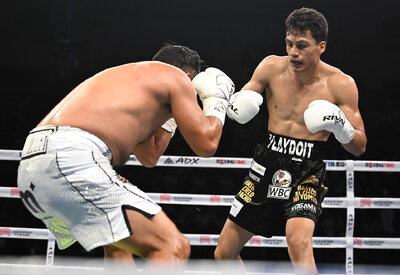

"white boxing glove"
[304,100,355,144]
[227,90,263,124]
[192,67,235,125]
[161,118,177,137]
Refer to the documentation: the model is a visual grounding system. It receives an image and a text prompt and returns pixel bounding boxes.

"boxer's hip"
[20,125,112,161]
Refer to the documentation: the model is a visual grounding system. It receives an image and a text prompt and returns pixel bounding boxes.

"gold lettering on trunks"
[238,180,255,203]
[293,185,317,204]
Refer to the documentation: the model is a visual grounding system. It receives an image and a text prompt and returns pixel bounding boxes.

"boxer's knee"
[287,234,313,260]
[167,234,190,259]
[286,217,315,260]
[214,244,237,260]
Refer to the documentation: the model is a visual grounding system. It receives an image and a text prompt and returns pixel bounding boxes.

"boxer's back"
[38,61,185,164]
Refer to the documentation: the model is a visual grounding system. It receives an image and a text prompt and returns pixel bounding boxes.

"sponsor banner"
[159,156,251,168]
[2,187,399,209]
[199,235,211,244]
[355,161,400,172]
[353,238,400,249]
[324,160,347,171]
[0,150,22,161]
[126,155,252,168]
[346,210,355,237]
[1,187,400,209]
[58,155,400,172]
[1,228,400,249]
[148,193,234,206]
[185,234,220,246]
[313,237,346,248]
[324,160,400,172]
[46,238,56,265]
[355,198,400,209]
[10,188,20,197]
[260,238,286,247]
[0,227,11,237]
[246,236,348,248]
[249,236,262,245]
[210,195,221,204]
[369,199,400,209]
[1,150,400,171]
[185,235,356,248]
[346,248,354,275]
[0,227,49,240]
[159,193,171,203]
[0,187,21,198]
[322,197,347,208]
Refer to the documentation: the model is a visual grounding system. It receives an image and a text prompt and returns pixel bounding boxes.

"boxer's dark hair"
[285,7,328,43]
[153,42,203,75]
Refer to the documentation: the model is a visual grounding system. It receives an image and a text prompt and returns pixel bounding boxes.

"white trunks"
[17,126,162,251]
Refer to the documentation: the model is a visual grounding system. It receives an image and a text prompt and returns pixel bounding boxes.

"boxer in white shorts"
[18,125,162,251]
[17,43,249,266]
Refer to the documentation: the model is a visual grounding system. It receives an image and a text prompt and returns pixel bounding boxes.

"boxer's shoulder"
[259,55,287,72]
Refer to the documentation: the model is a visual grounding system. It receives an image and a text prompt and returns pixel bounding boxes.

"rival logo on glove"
[322,110,345,126]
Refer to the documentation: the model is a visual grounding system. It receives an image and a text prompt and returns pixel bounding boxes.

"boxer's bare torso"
[244,55,366,155]
[38,61,205,165]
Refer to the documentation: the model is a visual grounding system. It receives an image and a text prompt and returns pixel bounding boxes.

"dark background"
[1,0,399,271]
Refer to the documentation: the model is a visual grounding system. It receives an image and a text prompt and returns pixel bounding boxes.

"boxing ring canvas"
[0,150,399,274]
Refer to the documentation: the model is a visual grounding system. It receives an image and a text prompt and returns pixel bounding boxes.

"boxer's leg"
[104,244,135,267]
[111,210,190,267]
[285,217,317,273]
[214,219,253,262]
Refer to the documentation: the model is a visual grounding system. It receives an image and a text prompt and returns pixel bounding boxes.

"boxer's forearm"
[133,129,172,167]
[341,129,367,157]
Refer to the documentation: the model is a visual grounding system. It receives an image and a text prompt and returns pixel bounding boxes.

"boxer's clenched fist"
[227,90,263,124]
[304,100,355,144]
[192,67,235,124]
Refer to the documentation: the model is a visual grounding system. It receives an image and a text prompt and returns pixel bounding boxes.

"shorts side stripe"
[55,151,116,242]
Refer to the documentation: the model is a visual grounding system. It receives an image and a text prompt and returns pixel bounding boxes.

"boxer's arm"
[332,74,367,156]
[242,55,277,92]
[226,56,279,124]
[132,128,172,167]
[170,71,226,157]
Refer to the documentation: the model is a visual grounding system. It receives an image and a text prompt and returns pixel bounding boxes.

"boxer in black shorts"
[215,8,367,274]
[229,132,328,238]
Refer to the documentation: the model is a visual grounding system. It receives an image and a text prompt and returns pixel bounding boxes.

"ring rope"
[1,149,400,171]
[1,187,400,208]
[2,226,400,249]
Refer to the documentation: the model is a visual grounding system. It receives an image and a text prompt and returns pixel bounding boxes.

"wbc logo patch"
[267,170,292,200]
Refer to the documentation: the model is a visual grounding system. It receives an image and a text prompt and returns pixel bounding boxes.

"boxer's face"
[285,30,326,72]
